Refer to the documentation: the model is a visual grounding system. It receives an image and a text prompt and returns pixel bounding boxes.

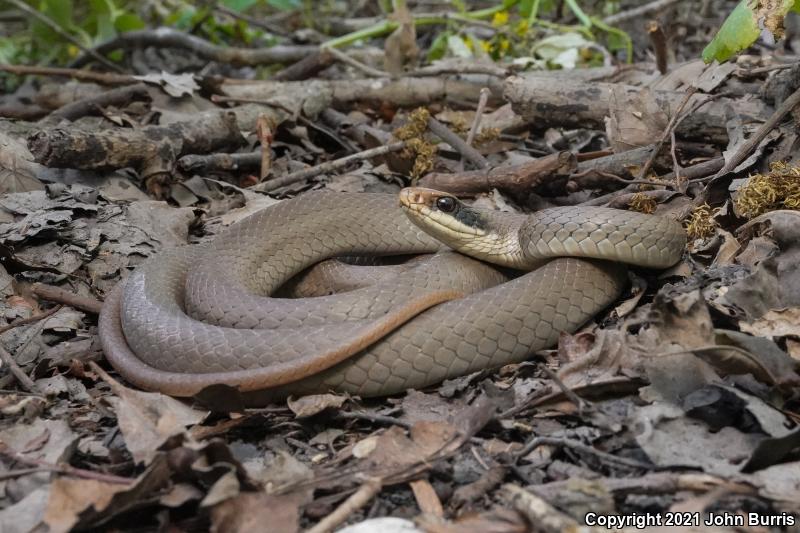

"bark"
[418,152,576,195]
[47,83,151,122]
[70,27,318,69]
[28,109,258,179]
[503,75,771,143]
[221,75,504,111]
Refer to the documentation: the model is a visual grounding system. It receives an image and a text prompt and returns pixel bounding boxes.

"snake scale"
[99,188,686,403]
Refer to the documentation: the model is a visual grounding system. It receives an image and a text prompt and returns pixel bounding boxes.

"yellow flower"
[492,10,509,27]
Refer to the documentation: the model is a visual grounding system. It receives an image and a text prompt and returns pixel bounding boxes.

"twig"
[427,117,489,170]
[0,443,133,485]
[6,0,123,72]
[0,343,39,393]
[336,410,411,429]
[684,157,726,182]
[32,283,103,315]
[306,478,383,533]
[538,365,593,415]
[465,88,490,148]
[646,20,668,74]
[49,83,150,121]
[0,305,62,336]
[322,45,389,78]
[502,484,586,533]
[711,83,800,179]
[514,436,654,470]
[0,64,135,85]
[253,141,407,192]
[638,86,698,180]
[70,27,317,69]
[178,152,263,173]
[256,115,274,180]
[602,0,682,25]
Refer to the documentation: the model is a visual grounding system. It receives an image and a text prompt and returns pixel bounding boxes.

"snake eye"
[436,196,457,213]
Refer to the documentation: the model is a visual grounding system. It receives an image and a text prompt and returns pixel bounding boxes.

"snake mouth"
[399,187,487,239]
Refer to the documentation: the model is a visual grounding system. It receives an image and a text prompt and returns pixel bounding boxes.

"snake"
[98,187,685,403]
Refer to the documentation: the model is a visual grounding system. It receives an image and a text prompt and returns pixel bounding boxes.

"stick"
[0,443,133,485]
[0,305,62,336]
[253,141,407,192]
[306,478,383,533]
[712,84,800,178]
[638,86,697,180]
[0,64,135,85]
[515,436,654,470]
[465,88,490,148]
[322,45,388,78]
[49,83,150,121]
[32,283,103,314]
[0,343,39,393]
[427,116,489,170]
[646,21,668,74]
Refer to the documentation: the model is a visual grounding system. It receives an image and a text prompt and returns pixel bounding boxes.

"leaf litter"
[2,3,800,532]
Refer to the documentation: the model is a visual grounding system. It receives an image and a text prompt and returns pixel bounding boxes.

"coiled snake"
[99,188,685,403]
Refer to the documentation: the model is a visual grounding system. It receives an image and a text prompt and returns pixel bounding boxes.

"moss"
[686,203,718,239]
[735,161,800,218]
[628,193,657,214]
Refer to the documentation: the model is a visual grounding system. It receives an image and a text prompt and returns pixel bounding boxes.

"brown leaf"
[287,393,347,418]
[210,491,308,533]
[92,363,208,464]
[604,86,669,152]
[43,478,129,533]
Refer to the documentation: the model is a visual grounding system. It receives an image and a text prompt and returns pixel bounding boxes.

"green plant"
[704,0,800,63]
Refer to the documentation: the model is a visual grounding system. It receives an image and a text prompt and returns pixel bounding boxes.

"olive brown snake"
[98,188,685,403]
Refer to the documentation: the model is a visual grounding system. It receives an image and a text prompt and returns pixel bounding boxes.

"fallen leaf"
[92,363,208,464]
[287,393,347,418]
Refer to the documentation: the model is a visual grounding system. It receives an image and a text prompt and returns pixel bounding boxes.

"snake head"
[400,187,487,237]
[399,187,528,268]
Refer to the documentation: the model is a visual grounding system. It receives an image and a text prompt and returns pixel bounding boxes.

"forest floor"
[1,1,800,532]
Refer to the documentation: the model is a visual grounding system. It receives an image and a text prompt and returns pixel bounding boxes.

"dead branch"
[70,27,318,69]
[711,83,800,179]
[646,21,669,74]
[0,64,136,86]
[28,108,284,180]
[306,478,383,533]
[0,305,62,336]
[222,75,503,110]
[47,83,151,122]
[418,152,576,195]
[31,283,103,315]
[503,76,770,143]
[178,152,262,174]
[254,141,407,192]
[0,343,39,393]
[427,116,489,169]
[0,442,133,485]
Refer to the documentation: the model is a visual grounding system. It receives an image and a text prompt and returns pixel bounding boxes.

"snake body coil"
[99,189,685,403]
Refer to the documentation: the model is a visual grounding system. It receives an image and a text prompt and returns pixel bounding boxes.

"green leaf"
[114,13,146,32]
[89,0,117,42]
[39,0,73,29]
[427,31,450,61]
[702,0,761,63]
[222,0,259,12]
[266,0,301,10]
